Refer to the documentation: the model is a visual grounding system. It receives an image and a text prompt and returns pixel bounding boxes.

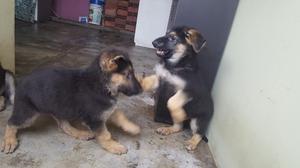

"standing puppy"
[140,26,214,151]
[1,49,141,154]
[0,64,15,111]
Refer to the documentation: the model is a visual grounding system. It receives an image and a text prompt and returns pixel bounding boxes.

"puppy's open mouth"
[155,48,170,57]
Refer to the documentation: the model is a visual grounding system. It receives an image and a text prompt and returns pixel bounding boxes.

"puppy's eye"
[168,36,176,41]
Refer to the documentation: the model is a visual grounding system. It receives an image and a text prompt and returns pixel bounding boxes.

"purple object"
[53,0,89,21]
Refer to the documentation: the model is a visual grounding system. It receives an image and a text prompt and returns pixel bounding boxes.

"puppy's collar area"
[161,59,196,76]
[155,63,194,76]
[173,66,194,72]
[167,52,187,65]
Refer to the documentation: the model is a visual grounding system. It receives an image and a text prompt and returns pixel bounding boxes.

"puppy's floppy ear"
[185,29,207,53]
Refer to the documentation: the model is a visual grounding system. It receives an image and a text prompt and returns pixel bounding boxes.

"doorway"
[0,0,15,72]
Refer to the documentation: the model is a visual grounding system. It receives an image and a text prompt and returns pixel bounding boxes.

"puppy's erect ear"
[185,29,207,53]
[111,55,129,72]
[100,54,127,72]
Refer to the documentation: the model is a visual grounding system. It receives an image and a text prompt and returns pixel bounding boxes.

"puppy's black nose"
[152,38,164,48]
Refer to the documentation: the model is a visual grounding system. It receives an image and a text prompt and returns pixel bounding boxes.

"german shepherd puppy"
[1,49,142,154]
[0,63,15,111]
[140,26,214,151]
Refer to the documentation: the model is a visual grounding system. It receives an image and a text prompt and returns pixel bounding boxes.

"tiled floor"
[0,21,216,168]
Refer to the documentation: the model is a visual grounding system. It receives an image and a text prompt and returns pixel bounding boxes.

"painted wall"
[209,0,300,167]
[53,0,89,21]
[0,0,15,72]
[171,0,239,91]
[134,0,172,48]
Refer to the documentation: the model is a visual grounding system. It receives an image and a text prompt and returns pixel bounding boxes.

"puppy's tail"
[202,136,208,143]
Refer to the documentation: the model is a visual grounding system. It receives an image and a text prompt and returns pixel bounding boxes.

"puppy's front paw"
[156,127,174,136]
[104,141,128,155]
[1,137,18,154]
[75,131,95,141]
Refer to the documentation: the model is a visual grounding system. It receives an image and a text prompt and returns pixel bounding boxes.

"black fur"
[8,49,141,132]
[0,64,15,111]
[0,65,5,89]
[153,26,214,138]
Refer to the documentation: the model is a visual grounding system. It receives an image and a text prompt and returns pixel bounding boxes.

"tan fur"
[96,125,128,155]
[99,52,124,72]
[175,44,187,53]
[156,90,189,135]
[106,60,118,72]
[1,114,40,154]
[109,110,140,135]
[111,73,127,85]
[0,96,5,111]
[185,133,202,151]
[99,53,116,72]
[156,123,182,135]
[55,119,95,140]
[109,73,129,96]
[168,44,187,63]
[139,75,159,92]
[185,28,202,53]
[167,90,188,123]
[169,31,177,36]
[1,125,18,154]
[186,29,200,44]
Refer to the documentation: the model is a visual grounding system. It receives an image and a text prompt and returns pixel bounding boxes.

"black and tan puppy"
[0,63,15,111]
[140,26,213,151]
[1,49,142,154]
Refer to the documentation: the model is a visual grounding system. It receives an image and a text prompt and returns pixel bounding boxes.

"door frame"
[0,0,15,73]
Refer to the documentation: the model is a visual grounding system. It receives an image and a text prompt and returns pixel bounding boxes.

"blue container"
[89,0,104,25]
[90,0,104,6]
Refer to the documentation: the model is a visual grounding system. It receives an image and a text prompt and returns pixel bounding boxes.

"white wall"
[0,0,15,72]
[209,0,300,168]
[134,0,172,48]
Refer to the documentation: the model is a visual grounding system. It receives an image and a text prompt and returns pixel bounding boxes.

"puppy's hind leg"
[156,90,188,135]
[184,119,202,151]
[109,110,140,135]
[54,118,95,140]
[185,117,211,151]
